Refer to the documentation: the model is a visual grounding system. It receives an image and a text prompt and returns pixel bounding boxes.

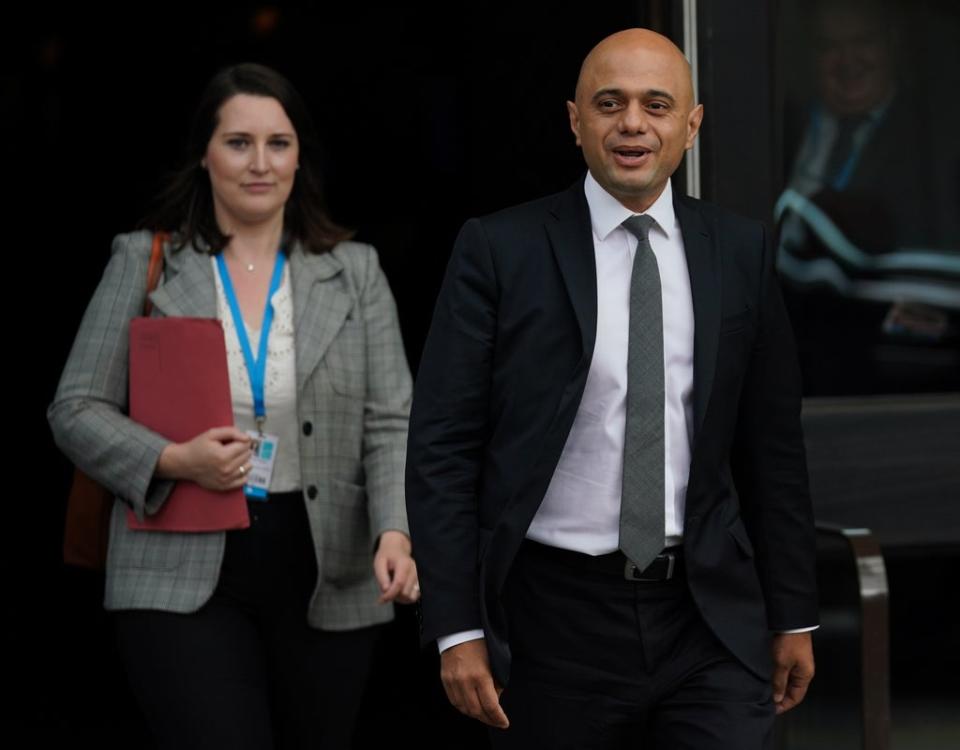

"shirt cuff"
[774,625,819,634]
[437,629,485,654]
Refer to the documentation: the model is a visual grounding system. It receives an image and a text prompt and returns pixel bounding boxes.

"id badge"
[244,431,279,500]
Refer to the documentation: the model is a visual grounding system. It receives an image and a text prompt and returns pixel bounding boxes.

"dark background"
[11,1,959,747]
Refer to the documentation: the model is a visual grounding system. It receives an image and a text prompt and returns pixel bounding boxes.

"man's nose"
[619,101,649,134]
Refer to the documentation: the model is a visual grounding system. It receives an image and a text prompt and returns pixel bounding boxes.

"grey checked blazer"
[49,231,412,630]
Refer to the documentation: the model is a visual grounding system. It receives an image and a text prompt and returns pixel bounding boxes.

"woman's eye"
[226,138,249,149]
[269,139,291,149]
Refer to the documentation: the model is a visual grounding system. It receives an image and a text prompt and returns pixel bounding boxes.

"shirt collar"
[583,171,677,243]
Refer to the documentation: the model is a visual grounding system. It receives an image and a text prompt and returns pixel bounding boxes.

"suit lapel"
[494,181,598,577]
[675,195,720,438]
[148,240,217,319]
[544,179,598,371]
[289,243,353,396]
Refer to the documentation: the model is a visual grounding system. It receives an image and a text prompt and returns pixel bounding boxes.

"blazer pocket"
[323,322,366,399]
[109,500,182,571]
[719,306,752,336]
[321,479,372,585]
[727,517,755,559]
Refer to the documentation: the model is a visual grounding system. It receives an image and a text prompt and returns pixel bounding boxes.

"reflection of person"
[49,64,417,748]
[407,29,817,749]
[780,0,941,246]
[785,0,900,198]
[778,0,960,393]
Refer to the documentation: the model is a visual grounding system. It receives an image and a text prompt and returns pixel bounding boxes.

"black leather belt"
[521,539,684,582]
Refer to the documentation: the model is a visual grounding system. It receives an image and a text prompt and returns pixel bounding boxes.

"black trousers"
[116,492,381,750]
[490,540,774,750]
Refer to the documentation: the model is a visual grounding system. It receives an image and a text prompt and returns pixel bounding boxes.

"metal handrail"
[815,523,890,750]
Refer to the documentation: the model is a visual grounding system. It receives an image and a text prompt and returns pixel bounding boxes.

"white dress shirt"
[525,174,695,554]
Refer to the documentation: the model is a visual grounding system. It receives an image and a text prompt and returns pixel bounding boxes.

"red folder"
[127,317,250,532]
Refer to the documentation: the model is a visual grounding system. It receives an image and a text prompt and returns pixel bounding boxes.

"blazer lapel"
[675,195,720,438]
[289,243,353,396]
[148,240,217,319]
[148,238,353,394]
[544,178,598,373]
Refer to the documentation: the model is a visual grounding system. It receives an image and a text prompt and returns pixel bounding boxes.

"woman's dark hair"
[143,63,352,254]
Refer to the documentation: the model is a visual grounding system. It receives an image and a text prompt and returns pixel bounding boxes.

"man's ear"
[567,100,582,147]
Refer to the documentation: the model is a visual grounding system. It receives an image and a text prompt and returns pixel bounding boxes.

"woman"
[48,63,418,749]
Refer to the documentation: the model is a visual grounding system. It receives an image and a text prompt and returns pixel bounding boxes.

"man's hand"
[771,632,815,714]
[440,639,509,729]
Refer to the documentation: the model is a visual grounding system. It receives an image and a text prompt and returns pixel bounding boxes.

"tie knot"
[622,214,656,243]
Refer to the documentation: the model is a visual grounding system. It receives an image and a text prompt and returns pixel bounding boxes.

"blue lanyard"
[215,251,286,433]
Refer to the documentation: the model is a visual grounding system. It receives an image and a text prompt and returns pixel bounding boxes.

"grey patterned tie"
[619,214,665,572]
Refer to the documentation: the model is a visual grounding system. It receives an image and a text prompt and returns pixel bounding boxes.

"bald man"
[407,29,817,748]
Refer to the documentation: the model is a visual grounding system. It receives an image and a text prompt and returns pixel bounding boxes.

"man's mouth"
[612,147,652,166]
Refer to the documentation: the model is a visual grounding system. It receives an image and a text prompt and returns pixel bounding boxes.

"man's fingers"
[440,641,508,728]
[442,672,479,720]
[477,681,509,728]
[776,670,813,714]
[772,664,788,704]
[771,632,815,714]
[443,677,507,727]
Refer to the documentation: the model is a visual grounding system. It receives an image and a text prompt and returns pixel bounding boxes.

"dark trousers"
[116,492,381,750]
[490,540,774,750]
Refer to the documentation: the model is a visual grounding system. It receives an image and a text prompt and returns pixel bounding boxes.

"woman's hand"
[156,426,253,491]
[373,530,420,605]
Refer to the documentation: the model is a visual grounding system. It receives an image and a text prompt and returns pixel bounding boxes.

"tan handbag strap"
[142,232,168,317]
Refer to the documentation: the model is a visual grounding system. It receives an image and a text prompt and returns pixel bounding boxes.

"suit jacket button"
[302,421,313,436]
[306,486,318,500]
